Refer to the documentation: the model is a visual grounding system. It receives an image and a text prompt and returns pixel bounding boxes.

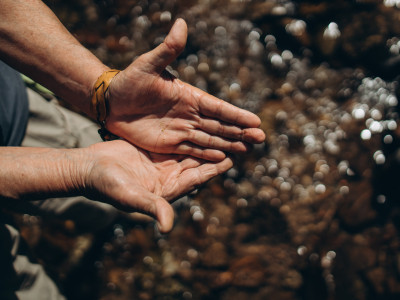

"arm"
[0,147,84,201]
[0,0,108,115]
[0,141,234,233]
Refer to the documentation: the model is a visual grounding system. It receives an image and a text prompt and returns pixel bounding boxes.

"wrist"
[87,65,111,117]
[30,148,90,199]
[90,69,121,141]
[58,148,90,196]
[0,147,90,201]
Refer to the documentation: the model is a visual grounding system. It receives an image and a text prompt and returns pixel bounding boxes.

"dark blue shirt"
[0,61,29,146]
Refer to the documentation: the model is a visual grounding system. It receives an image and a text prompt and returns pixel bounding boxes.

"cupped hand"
[106,18,265,161]
[83,139,233,233]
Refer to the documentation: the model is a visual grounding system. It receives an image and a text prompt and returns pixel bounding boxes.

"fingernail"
[173,18,184,27]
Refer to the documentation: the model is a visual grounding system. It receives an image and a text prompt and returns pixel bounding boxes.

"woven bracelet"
[91,69,120,141]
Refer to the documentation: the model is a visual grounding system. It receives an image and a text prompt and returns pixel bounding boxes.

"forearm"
[0,147,86,201]
[0,0,108,116]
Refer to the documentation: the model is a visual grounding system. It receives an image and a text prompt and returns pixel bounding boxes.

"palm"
[85,140,233,232]
[106,19,265,161]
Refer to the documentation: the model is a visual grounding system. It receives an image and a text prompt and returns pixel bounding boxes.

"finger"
[179,156,202,170]
[174,142,226,161]
[198,118,266,144]
[190,84,262,128]
[148,152,184,163]
[122,187,175,233]
[198,117,243,139]
[137,18,187,74]
[188,129,249,152]
[242,128,266,144]
[178,157,234,193]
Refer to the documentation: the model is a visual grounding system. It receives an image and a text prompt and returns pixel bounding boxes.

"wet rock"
[337,181,377,229]
[11,2,400,300]
[154,278,185,297]
[387,276,400,295]
[232,223,256,244]
[365,267,386,295]
[201,270,233,290]
[201,242,229,268]
[282,269,303,290]
[346,244,377,271]
[230,256,266,288]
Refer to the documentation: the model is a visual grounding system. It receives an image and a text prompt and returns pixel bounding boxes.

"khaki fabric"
[21,88,101,149]
[0,224,66,300]
[1,88,120,299]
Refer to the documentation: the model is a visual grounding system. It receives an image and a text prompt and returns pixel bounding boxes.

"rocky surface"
[5,1,400,299]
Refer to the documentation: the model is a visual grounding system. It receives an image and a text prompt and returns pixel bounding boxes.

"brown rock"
[366,267,386,295]
[337,181,377,228]
[282,269,303,290]
[201,242,229,268]
[230,256,266,288]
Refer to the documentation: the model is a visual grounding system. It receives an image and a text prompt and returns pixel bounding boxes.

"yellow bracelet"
[91,69,120,141]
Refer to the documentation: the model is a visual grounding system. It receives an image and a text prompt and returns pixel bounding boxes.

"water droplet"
[369,121,383,133]
[386,95,398,106]
[181,260,191,269]
[390,44,400,55]
[248,30,261,41]
[198,62,209,73]
[230,82,241,93]
[187,248,198,259]
[373,150,386,164]
[192,211,204,221]
[327,251,336,260]
[377,194,386,204]
[190,205,201,214]
[384,134,393,144]
[352,108,365,119]
[215,26,227,36]
[270,53,284,67]
[160,11,171,22]
[384,0,400,7]
[297,245,307,256]
[271,6,287,16]
[309,253,319,262]
[340,185,349,195]
[282,50,294,61]
[387,120,397,130]
[286,20,306,36]
[143,256,154,265]
[323,22,341,39]
[361,129,372,140]
[264,34,276,43]
[315,183,326,194]
[280,181,292,192]
[237,198,248,207]
[370,109,382,120]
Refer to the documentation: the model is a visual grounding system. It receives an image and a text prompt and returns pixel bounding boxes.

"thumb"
[154,197,175,233]
[124,187,175,233]
[137,18,187,74]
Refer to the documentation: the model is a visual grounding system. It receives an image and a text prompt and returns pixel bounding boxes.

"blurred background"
[6,0,400,299]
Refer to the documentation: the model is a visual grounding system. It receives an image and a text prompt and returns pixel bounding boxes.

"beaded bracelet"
[91,69,120,141]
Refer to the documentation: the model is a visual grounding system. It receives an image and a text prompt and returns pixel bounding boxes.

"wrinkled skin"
[107,19,265,161]
[84,140,233,232]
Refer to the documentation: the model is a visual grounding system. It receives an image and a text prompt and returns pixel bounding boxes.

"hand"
[83,140,233,233]
[106,18,265,161]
